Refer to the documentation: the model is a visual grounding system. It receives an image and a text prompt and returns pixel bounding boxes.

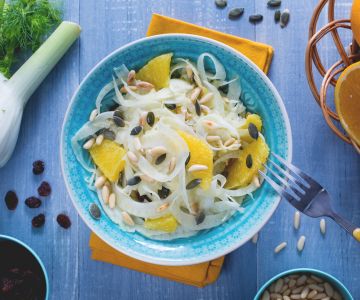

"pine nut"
[252,175,261,188]
[224,137,236,147]
[89,109,98,121]
[121,211,135,226]
[188,164,208,172]
[136,81,154,89]
[297,235,306,252]
[292,286,304,294]
[206,135,221,142]
[274,278,284,293]
[313,293,327,299]
[102,185,110,204]
[127,70,136,84]
[201,105,211,114]
[274,242,287,253]
[283,289,291,296]
[168,157,176,173]
[251,232,259,244]
[270,293,282,299]
[109,193,116,209]
[324,282,334,297]
[120,85,138,93]
[333,292,342,300]
[283,296,291,300]
[127,151,138,163]
[310,275,323,283]
[94,176,106,189]
[300,287,309,298]
[134,137,143,152]
[139,111,147,126]
[96,134,104,145]
[307,290,318,298]
[308,284,324,292]
[290,295,301,300]
[296,275,307,286]
[139,174,155,183]
[294,211,300,230]
[83,138,95,150]
[289,279,296,288]
[320,218,326,235]
[150,146,167,157]
[261,290,270,300]
[199,93,213,104]
[157,202,169,212]
[186,65,193,79]
[190,87,201,102]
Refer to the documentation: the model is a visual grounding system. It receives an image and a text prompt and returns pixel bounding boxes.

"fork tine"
[267,158,308,192]
[262,164,304,199]
[258,170,303,210]
[271,152,321,188]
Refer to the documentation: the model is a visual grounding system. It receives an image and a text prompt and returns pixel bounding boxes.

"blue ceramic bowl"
[254,268,353,299]
[61,34,292,265]
[0,234,49,299]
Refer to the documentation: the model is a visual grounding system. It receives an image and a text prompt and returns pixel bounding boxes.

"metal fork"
[259,152,360,242]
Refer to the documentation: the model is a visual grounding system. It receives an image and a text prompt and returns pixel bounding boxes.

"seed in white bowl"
[109,193,116,209]
[251,232,259,244]
[294,211,300,230]
[297,235,306,252]
[83,138,95,150]
[320,218,326,235]
[274,242,287,253]
[121,211,135,226]
[324,282,334,297]
[261,290,270,300]
[89,109,98,121]
[96,134,104,145]
[188,164,208,172]
[296,275,307,286]
[101,185,110,204]
[94,176,106,189]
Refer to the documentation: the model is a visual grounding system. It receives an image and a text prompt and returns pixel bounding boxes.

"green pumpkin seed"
[186,178,202,190]
[228,8,244,20]
[274,10,281,22]
[146,111,155,126]
[155,153,167,165]
[248,123,259,140]
[158,186,170,199]
[249,14,263,24]
[113,111,125,127]
[130,126,142,136]
[185,153,191,166]
[195,211,206,225]
[102,129,116,141]
[127,176,141,186]
[246,154,253,168]
[165,103,177,110]
[267,0,281,8]
[89,203,101,220]
[280,9,290,28]
[195,100,201,116]
[215,0,227,8]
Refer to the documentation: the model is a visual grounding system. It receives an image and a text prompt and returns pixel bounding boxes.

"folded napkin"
[89,14,274,288]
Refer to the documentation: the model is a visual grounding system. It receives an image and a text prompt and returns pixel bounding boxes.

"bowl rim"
[0,234,49,299]
[253,268,354,299]
[60,33,293,265]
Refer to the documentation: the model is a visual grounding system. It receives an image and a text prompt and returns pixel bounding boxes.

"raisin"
[37,181,51,196]
[32,214,45,228]
[56,214,71,229]
[25,197,42,208]
[32,160,45,175]
[4,191,18,210]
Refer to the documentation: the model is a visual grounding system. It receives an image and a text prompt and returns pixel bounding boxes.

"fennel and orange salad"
[72,53,270,240]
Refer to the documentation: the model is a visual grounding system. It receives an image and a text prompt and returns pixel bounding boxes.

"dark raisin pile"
[25,197,42,208]
[32,160,45,175]
[37,182,51,197]
[31,214,45,228]
[4,191,18,210]
[56,214,71,229]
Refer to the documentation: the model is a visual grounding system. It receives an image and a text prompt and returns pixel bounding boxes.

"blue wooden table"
[1,1,359,299]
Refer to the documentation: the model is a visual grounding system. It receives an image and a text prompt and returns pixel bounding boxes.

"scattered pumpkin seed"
[267,0,281,7]
[146,111,155,126]
[274,9,281,22]
[215,0,227,8]
[185,153,191,166]
[127,176,141,186]
[280,9,290,28]
[195,100,201,116]
[102,129,116,141]
[246,154,253,168]
[155,153,167,165]
[195,211,206,225]
[249,14,263,24]
[248,122,259,140]
[186,178,202,190]
[113,112,125,127]
[130,126,142,136]
[165,103,177,110]
[228,8,244,20]
[158,186,171,199]
[89,203,101,220]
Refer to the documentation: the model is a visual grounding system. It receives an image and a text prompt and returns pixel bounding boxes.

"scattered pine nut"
[157,202,169,212]
[206,135,221,142]
[95,134,104,145]
[320,218,326,235]
[199,92,213,104]
[127,70,136,84]
[139,174,155,183]
[252,175,261,188]
[168,157,176,173]
[127,151,138,164]
[293,211,300,230]
[188,164,208,172]
[139,111,147,126]
[190,87,202,102]
[134,137,143,152]
[102,185,110,204]
[251,232,259,244]
[121,211,135,226]
[274,242,287,253]
[186,65,193,79]
[150,146,167,157]
[89,109,98,121]
[83,138,95,150]
[297,235,306,252]
[224,137,236,147]
[136,81,154,89]
[109,193,116,209]
[120,85,138,93]
[200,105,211,114]
[94,176,106,189]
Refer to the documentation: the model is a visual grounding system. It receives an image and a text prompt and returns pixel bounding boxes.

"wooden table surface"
[1,0,359,299]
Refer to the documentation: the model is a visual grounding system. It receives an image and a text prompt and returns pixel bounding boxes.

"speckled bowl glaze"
[254,268,353,300]
[61,34,292,265]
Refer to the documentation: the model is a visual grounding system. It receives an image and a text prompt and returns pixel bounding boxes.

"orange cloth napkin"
[89,14,274,288]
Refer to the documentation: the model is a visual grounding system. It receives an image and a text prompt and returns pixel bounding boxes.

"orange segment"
[240,114,263,143]
[144,214,178,233]
[351,0,360,45]
[335,61,360,145]
[178,131,213,190]
[225,138,269,189]
[89,140,126,182]
[136,53,173,90]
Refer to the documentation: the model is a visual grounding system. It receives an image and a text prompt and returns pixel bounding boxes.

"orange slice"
[240,114,263,143]
[335,61,360,145]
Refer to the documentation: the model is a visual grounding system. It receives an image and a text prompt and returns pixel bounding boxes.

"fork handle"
[330,212,360,242]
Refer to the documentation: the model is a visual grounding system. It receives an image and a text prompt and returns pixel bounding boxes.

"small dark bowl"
[0,235,48,300]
